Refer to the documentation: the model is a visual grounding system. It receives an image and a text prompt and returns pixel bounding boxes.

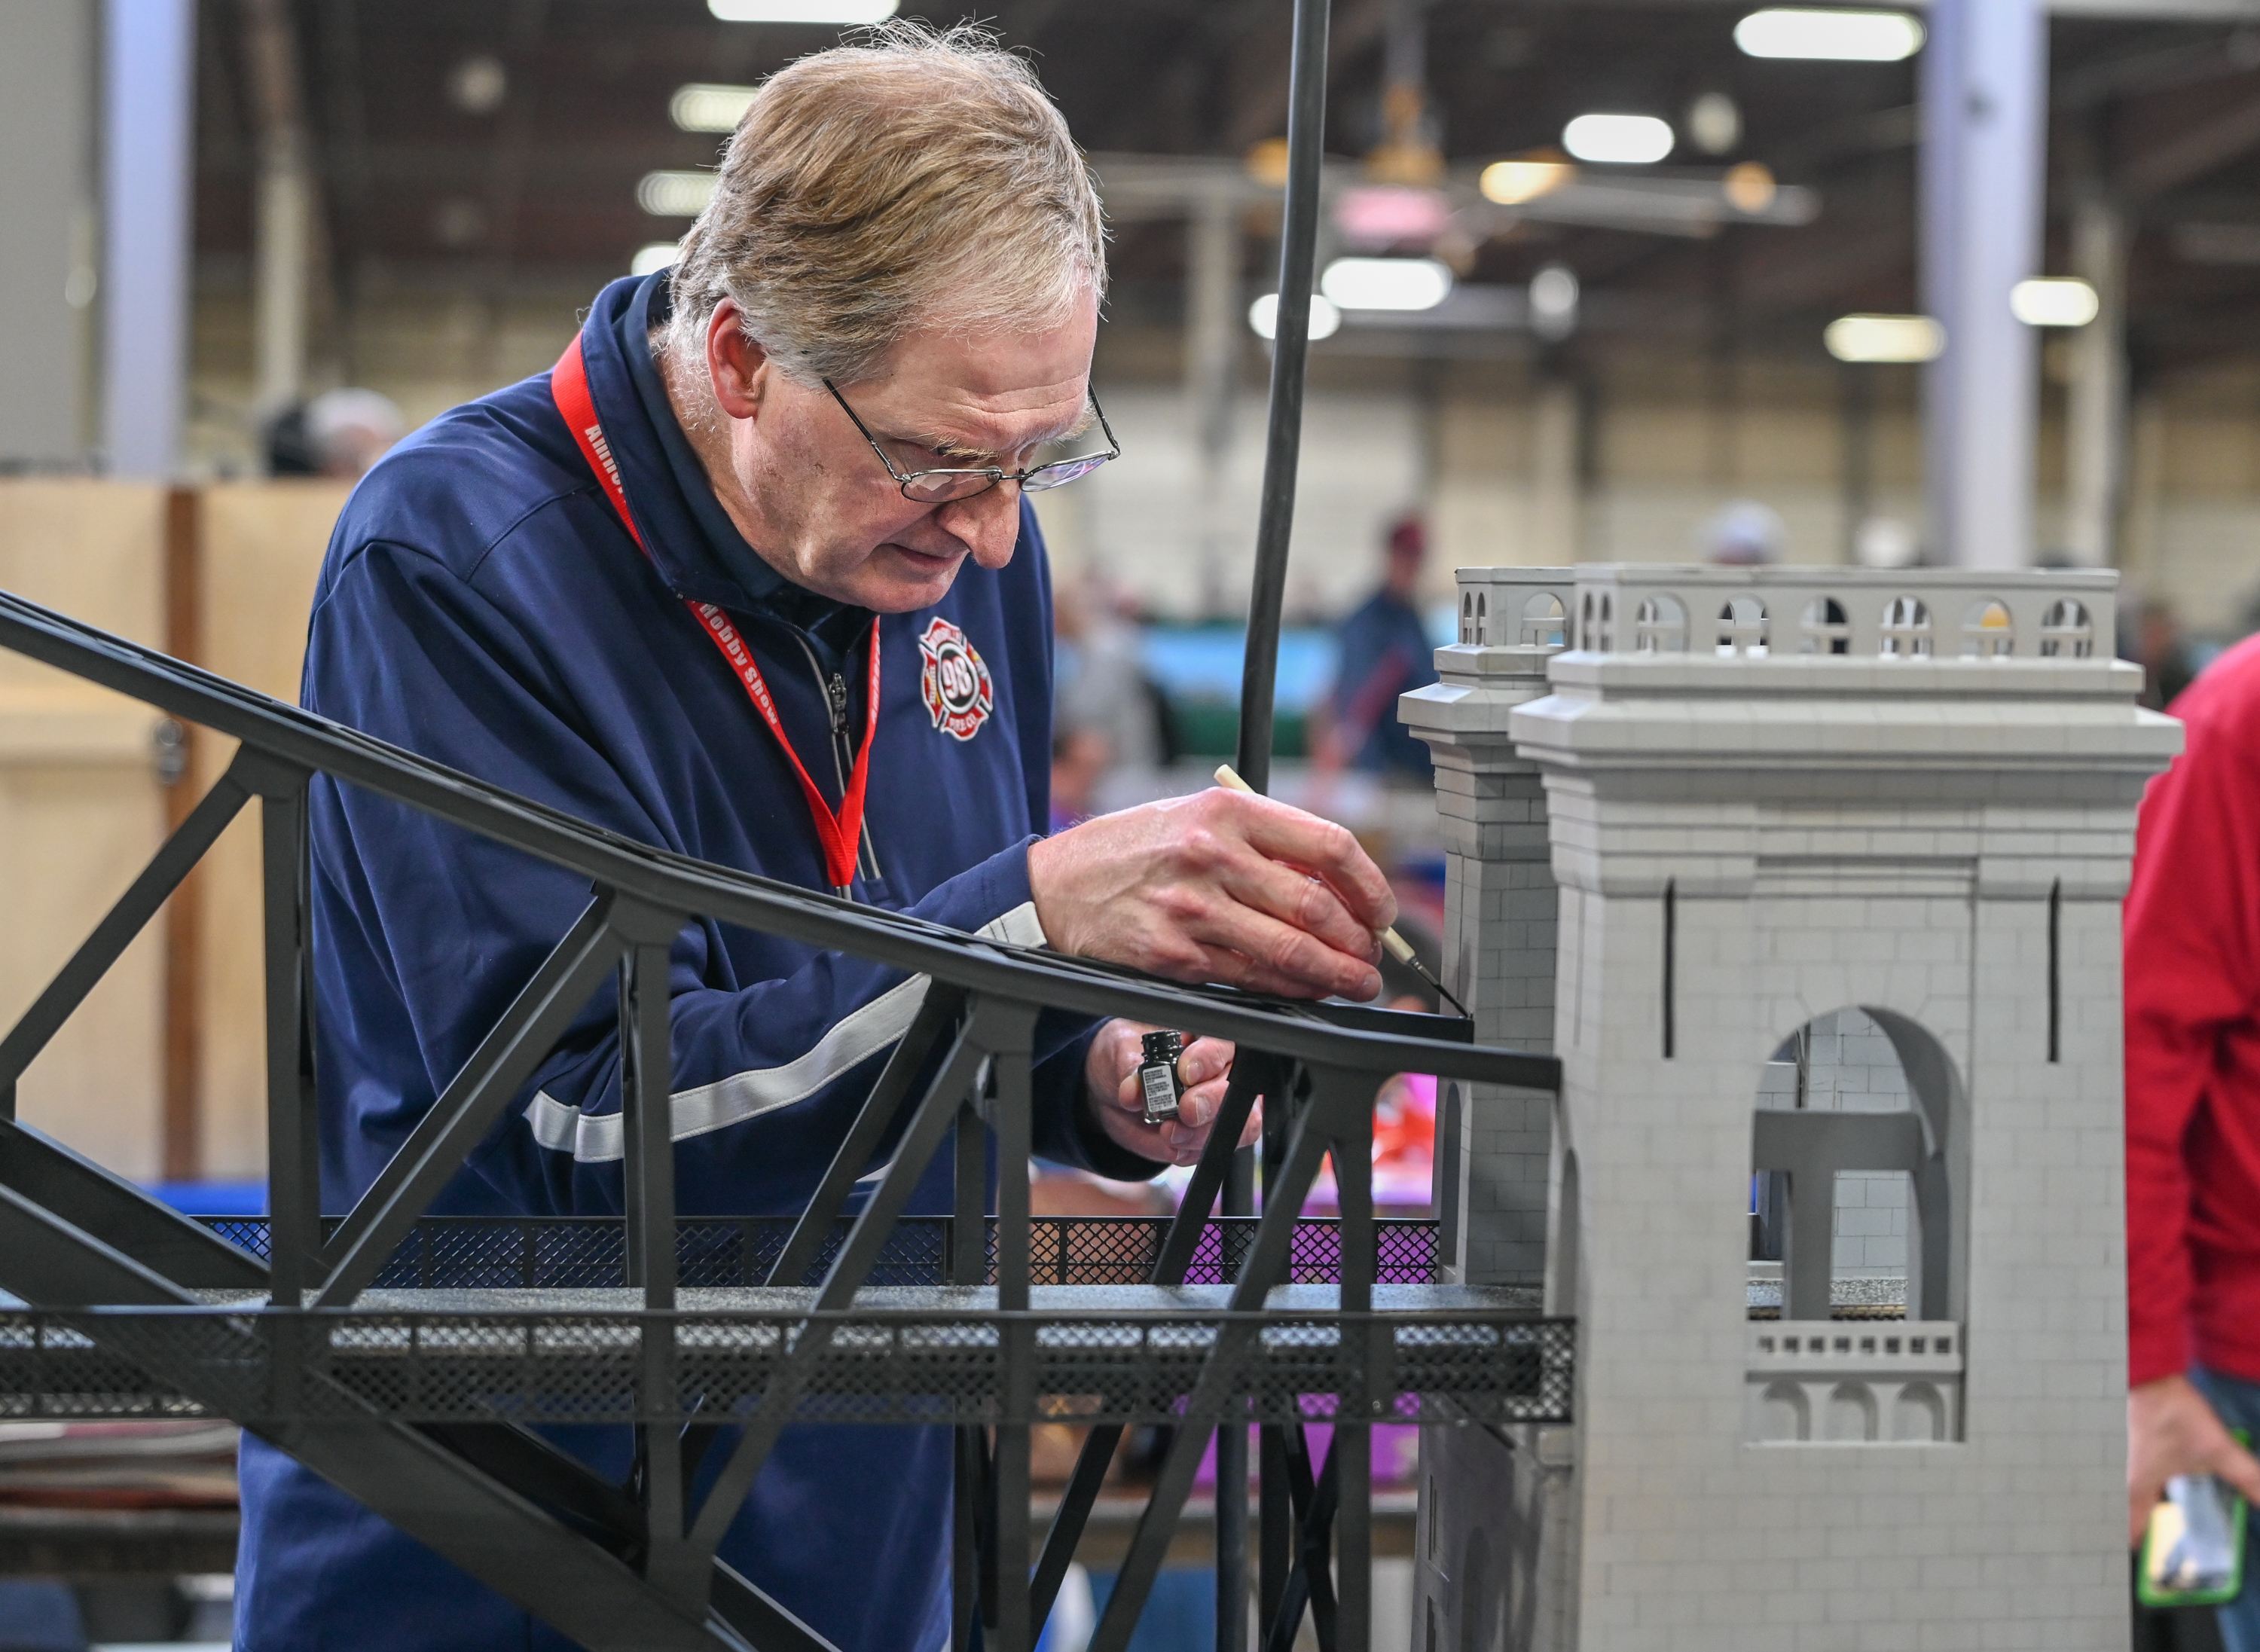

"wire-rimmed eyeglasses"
[823,378,1121,504]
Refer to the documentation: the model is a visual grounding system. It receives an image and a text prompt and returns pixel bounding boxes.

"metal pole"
[1229,3,1329,1641]
[1233,0,1330,797]
[1919,0,2048,569]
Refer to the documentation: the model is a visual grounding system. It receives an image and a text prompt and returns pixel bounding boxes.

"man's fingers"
[1192,906,1382,1001]
[1177,1037,1234,1089]
[1214,847,1382,966]
[1230,795,1397,933]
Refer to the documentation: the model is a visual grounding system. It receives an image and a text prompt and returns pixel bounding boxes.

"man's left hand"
[1084,1020,1256,1167]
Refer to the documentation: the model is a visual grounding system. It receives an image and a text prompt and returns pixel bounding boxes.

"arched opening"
[1880,595,1932,658]
[1519,591,1565,649]
[2039,597,2094,658]
[1894,1382,1948,1443]
[1459,591,1477,644]
[1798,597,1851,655]
[1633,593,1687,653]
[1960,598,2014,658]
[1716,595,1768,657]
[1474,590,1489,644]
[1825,1382,1880,1443]
[1595,591,1616,651]
[1578,591,1596,649]
[1751,1008,1961,1323]
[1758,1379,1810,1443]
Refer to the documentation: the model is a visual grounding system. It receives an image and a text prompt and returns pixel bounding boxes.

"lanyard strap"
[550,333,880,893]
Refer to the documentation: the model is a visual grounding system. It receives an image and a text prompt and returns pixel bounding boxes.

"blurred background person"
[263,387,405,480]
[1703,499,1788,567]
[1313,513,1438,783]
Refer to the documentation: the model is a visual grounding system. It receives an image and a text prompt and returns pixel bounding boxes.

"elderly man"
[231,24,1395,1652]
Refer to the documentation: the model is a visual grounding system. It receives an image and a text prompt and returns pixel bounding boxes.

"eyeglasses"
[823,378,1121,504]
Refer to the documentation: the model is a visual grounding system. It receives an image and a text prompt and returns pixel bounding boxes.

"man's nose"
[936,484,1022,570]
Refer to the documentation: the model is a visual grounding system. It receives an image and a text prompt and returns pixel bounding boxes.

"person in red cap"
[1316,512,1439,781]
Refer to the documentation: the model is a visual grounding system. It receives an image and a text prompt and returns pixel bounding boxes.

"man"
[233,26,1397,1652]
[1318,514,1439,781]
[2126,634,2260,1646]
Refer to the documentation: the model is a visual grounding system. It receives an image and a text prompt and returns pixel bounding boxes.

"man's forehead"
[872,368,1092,455]
[860,302,1099,452]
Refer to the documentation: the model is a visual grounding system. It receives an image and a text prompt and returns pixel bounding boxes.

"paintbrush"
[1211,763,1472,1018]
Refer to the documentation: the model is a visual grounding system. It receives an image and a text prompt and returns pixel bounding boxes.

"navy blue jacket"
[234,273,1147,1652]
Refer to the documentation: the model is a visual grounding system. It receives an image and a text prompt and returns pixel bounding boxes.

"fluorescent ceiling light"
[1825,313,1944,364]
[670,83,758,133]
[1319,257,1452,312]
[2010,276,2100,328]
[1480,159,1574,206]
[708,0,898,20]
[637,170,716,218]
[1562,114,1674,166]
[1248,293,1342,343]
[631,242,680,276]
[1735,8,1923,63]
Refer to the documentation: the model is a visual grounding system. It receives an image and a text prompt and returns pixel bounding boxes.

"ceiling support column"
[1920,0,2048,569]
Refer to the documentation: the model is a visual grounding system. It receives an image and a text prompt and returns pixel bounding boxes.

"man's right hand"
[2128,1373,2260,1546]
[1026,786,1396,1001]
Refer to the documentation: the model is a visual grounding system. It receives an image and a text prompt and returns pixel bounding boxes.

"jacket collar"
[577,271,852,637]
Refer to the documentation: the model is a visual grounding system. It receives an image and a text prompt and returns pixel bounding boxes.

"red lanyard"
[550,334,879,893]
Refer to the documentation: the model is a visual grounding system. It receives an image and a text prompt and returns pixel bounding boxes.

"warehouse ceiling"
[193,1,2260,378]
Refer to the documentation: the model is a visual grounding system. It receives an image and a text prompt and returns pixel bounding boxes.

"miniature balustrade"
[1745,1321,1964,1445]
[1554,566,2115,664]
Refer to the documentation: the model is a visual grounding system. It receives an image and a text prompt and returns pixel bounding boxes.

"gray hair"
[665,21,1107,387]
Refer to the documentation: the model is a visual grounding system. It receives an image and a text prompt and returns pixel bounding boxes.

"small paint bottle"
[1137,1030,1184,1126]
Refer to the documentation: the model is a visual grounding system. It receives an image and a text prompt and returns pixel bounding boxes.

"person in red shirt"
[2127,635,2260,1639]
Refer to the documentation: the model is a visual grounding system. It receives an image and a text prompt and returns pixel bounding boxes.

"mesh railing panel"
[197,1215,1440,1288]
[0,1307,1571,1429]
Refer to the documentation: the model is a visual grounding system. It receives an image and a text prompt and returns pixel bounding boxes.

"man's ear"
[705,299,770,421]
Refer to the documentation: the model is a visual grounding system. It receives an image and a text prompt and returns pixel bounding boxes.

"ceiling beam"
[1222,0,1391,151]
[2119,78,2260,197]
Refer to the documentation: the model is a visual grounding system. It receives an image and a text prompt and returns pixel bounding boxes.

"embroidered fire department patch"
[917,616,994,742]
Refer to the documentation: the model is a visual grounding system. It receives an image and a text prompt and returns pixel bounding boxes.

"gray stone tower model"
[1405,563,2181,1650]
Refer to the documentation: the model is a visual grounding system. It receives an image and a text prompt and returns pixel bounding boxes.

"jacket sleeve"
[304,535,1144,1217]
[2124,696,2260,1386]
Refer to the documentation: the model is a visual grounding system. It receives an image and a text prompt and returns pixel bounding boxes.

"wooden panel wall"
[0,478,347,1186]
[0,481,170,1180]
[191,481,349,1180]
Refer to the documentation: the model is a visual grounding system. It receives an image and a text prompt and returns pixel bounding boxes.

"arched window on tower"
[1798,597,1851,655]
[1716,595,1768,657]
[1880,596,1933,658]
[1519,591,1566,649]
[1633,594,1687,653]
[1960,598,2014,658]
[1747,1008,1965,1445]
[2039,597,2094,658]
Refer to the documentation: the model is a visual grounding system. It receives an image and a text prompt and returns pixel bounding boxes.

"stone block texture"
[1416,564,2182,1651]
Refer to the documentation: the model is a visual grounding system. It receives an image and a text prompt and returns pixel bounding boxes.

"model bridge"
[0,589,1568,1652]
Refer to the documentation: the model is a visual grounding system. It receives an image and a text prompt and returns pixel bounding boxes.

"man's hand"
[1028,787,1395,1000]
[1084,1020,1258,1168]
[2128,1373,2260,1545]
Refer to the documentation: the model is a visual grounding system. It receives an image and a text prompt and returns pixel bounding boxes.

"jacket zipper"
[789,632,883,887]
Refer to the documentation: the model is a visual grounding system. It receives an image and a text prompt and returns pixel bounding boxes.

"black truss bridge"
[0,588,1566,1652]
